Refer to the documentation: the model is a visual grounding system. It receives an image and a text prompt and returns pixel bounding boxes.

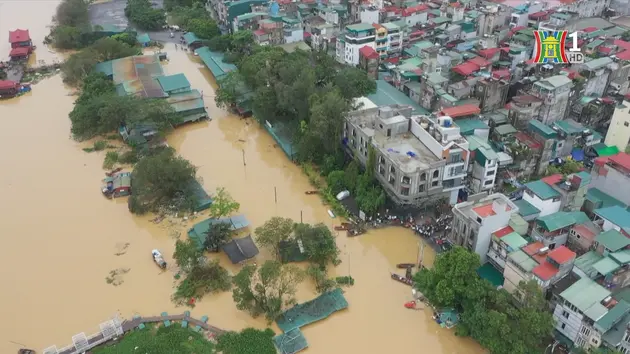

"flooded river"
[0,1,483,353]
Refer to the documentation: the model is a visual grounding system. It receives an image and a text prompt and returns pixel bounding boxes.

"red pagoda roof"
[9,29,30,43]
[9,46,30,57]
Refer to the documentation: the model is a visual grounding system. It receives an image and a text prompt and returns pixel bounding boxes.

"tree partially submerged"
[209,187,240,219]
[232,260,305,322]
[294,223,340,268]
[414,247,554,354]
[255,217,295,260]
[125,0,166,31]
[216,328,276,354]
[203,222,234,252]
[128,147,199,215]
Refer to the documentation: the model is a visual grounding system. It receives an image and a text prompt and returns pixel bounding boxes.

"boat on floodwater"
[18,349,35,354]
[397,263,415,269]
[152,249,167,269]
[101,172,132,199]
[391,273,413,286]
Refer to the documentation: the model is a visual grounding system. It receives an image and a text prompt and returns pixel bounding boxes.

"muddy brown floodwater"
[0,1,484,353]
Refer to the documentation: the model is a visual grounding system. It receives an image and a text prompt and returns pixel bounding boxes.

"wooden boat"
[305,190,319,195]
[397,263,415,269]
[334,225,349,231]
[105,167,122,177]
[152,249,167,269]
[347,229,366,237]
[391,272,414,286]
[18,350,35,354]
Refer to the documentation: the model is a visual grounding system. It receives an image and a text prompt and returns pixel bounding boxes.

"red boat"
[404,301,417,309]
[391,273,414,286]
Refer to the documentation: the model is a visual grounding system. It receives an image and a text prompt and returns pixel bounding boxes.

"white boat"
[152,249,167,269]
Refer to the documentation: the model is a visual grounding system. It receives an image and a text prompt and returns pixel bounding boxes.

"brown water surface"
[0,2,484,353]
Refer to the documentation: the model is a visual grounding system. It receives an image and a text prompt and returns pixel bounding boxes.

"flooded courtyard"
[0,1,483,353]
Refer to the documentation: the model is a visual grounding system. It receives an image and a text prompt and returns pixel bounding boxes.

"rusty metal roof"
[109,55,166,98]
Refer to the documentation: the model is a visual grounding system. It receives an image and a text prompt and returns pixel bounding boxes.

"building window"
[580,326,591,336]
[401,186,410,196]
[379,165,385,176]
[390,165,396,174]
[484,180,493,186]
[433,170,439,179]
[486,170,495,176]
[402,176,411,184]
[419,184,425,192]
[562,311,569,319]
[379,156,385,165]
[389,175,395,185]
[432,180,439,187]
[561,323,566,330]
[420,173,426,181]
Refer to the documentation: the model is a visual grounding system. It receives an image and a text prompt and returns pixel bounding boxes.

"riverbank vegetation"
[214,34,387,217]
[216,328,276,354]
[92,323,215,353]
[125,0,166,30]
[414,247,554,354]
[232,260,305,323]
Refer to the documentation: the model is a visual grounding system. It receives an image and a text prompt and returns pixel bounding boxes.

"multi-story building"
[526,119,558,176]
[523,173,591,217]
[605,101,630,152]
[503,243,576,293]
[344,105,448,205]
[507,94,543,131]
[529,75,573,124]
[466,135,498,194]
[359,45,379,80]
[577,57,614,97]
[487,227,528,271]
[373,23,388,61]
[337,23,376,65]
[531,211,590,249]
[591,152,630,206]
[475,75,509,113]
[450,193,519,262]
[383,22,402,58]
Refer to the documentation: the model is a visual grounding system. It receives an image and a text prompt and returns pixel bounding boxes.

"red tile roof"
[254,29,266,36]
[493,226,514,238]
[615,40,630,50]
[359,45,379,60]
[473,204,496,217]
[541,174,563,186]
[528,11,548,20]
[381,6,402,14]
[469,56,492,67]
[9,29,30,43]
[599,46,613,54]
[522,242,548,264]
[9,46,30,57]
[548,246,576,264]
[0,80,18,90]
[572,224,597,241]
[512,95,541,104]
[452,61,480,76]
[514,132,542,150]
[533,261,559,281]
[439,103,481,118]
[492,69,510,80]
[477,47,500,59]
[617,50,630,60]
[402,4,429,16]
[609,152,630,171]
[560,68,579,79]
[583,27,598,33]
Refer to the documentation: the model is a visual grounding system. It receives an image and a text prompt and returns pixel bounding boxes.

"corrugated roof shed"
[528,119,557,139]
[611,250,630,264]
[525,180,561,200]
[575,251,604,278]
[514,199,541,217]
[536,211,589,232]
[508,250,538,272]
[157,74,191,93]
[593,256,621,276]
[536,75,572,89]
[183,32,201,45]
[560,277,610,320]
[494,124,516,135]
[583,57,613,70]
[595,300,630,333]
[366,80,430,114]
[587,188,627,209]
[595,206,630,228]
[166,89,205,113]
[501,232,528,251]
[196,47,237,80]
[136,33,151,44]
[596,229,630,252]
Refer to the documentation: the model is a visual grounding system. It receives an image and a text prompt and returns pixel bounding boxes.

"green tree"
[111,32,138,47]
[49,25,82,49]
[187,18,220,39]
[125,0,166,30]
[306,264,337,293]
[343,161,360,193]
[326,170,347,194]
[209,187,240,218]
[623,31,630,41]
[355,182,385,216]
[164,0,205,11]
[215,71,244,109]
[173,238,203,272]
[207,34,233,52]
[293,223,340,267]
[334,67,377,100]
[216,328,276,354]
[90,37,141,61]
[75,72,115,105]
[61,49,100,85]
[232,260,305,322]
[128,148,199,214]
[54,0,90,28]
[203,222,233,252]
[560,159,582,175]
[254,217,295,260]
[172,259,232,305]
[169,4,210,26]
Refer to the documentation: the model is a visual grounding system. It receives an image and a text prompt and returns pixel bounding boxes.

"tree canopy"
[232,260,305,322]
[203,222,234,252]
[209,187,240,219]
[293,223,340,268]
[54,0,90,28]
[125,0,167,30]
[255,217,295,260]
[187,18,220,39]
[414,247,554,354]
[216,328,276,354]
[128,147,199,214]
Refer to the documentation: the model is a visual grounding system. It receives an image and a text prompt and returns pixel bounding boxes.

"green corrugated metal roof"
[513,34,533,43]
[587,30,604,39]
[94,61,114,77]
[595,206,630,228]
[367,80,430,115]
[166,89,205,113]
[346,23,374,32]
[586,39,605,49]
[136,33,150,44]
[593,256,621,276]
[514,199,541,217]
[157,73,190,93]
[494,124,516,135]
[608,26,626,37]
[508,250,538,272]
[610,250,630,265]
[196,47,237,80]
[596,229,630,252]
[560,277,611,317]
[596,145,620,157]
[525,180,561,200]
[183,32,201,45]
[432,17,451,24]
[587,188,627,209]
[501,232,528,251]
[575,171,591,187]
[455,119,488,136]
[575,251,604,278]
[477,263,504,287]
[536,211,589,232]
[528,119,557,139]
[595,300,630,333]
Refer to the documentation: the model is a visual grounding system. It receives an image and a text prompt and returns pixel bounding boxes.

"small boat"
[18,350,36,354]
[404,301,418,309]
[391,272,414,286]
[305,190,318,195]
[397,263,415,269]
[347,229,365,237]
[105,167,122,177]
[334,225,349,231]
[152,249,167,269]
